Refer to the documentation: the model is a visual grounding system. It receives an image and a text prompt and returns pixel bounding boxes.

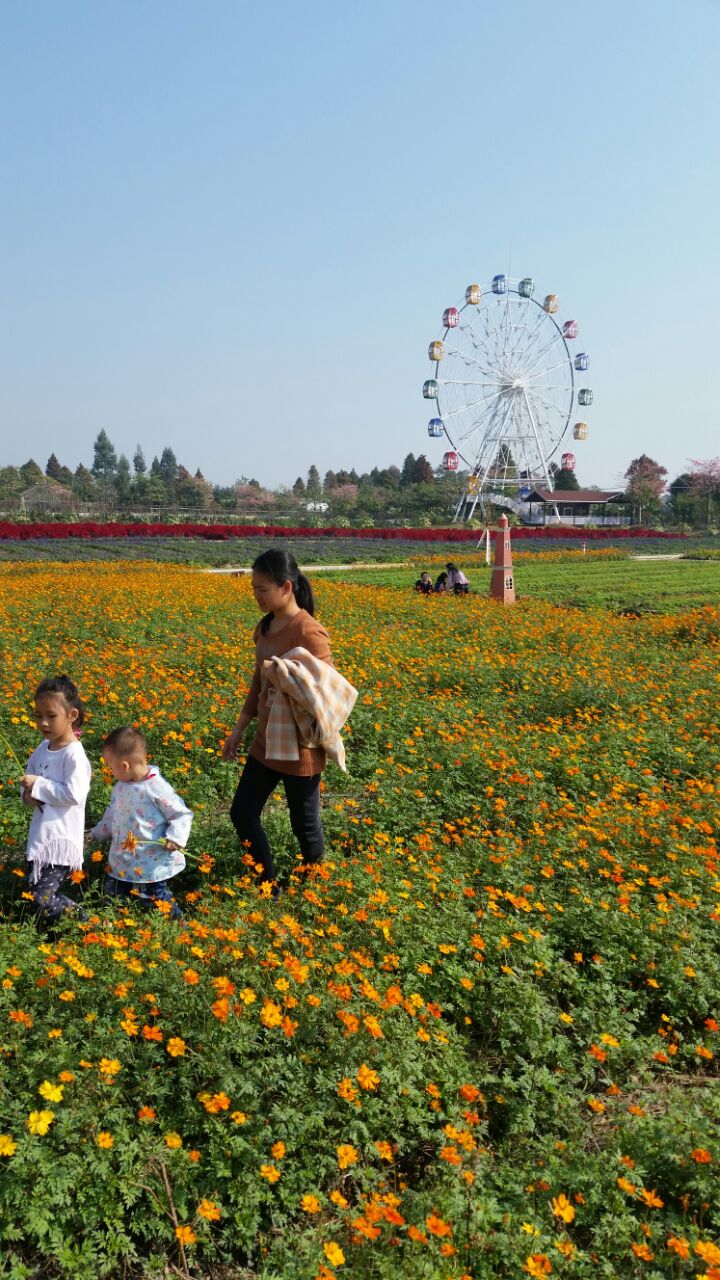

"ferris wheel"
[423,275,593,521]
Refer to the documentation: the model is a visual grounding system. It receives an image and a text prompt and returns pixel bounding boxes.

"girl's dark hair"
[35,675,85,728]
[252,548,314,635]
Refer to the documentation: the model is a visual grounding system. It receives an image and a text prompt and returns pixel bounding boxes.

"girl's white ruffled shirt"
[25,738,92,876]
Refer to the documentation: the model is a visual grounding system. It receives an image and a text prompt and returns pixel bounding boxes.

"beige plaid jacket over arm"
[260,647,358,772]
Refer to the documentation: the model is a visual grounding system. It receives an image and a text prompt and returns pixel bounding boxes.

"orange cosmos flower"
[425,1212,452,1237]
[166,1037,187,1057]
[261,1000,283,1028]
[374,1140,393,1161]
[323,1242,345,1267]
[524,1255,552,1277]
[197,1199,221,1221]
[356,1063,380,1091]
[175,1225,196,1245]
[301,1194,322,1213]
[550,1194,575,1223]
[336,1144,358,1169]
[96,1132,113,1149]
[259,1163,281,1183]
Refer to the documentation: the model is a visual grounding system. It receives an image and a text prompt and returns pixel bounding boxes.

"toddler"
[21,675,91,922]
[89,726,192,919]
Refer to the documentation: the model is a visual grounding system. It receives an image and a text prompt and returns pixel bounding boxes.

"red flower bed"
[0,521,687,542]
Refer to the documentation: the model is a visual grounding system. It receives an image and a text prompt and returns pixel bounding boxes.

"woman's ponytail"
[294,571,315,617]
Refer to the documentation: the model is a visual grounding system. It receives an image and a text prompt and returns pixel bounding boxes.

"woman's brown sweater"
[241,609,333,777]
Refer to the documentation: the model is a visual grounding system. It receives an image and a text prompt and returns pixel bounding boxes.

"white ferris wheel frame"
[428,279,579,521]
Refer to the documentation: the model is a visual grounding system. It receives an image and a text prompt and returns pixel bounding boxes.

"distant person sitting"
[434,571,448,594]
[446,562,470,595]
[414,572,433,595]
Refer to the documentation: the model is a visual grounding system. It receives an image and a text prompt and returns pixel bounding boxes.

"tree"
[133,444,147,476]
[624,454,667,520]
[552,467,580,491]
[91,430,118,481]
[45,453,63,481]
[689,457,720,525]
[324,470,337,491]
[159,447,178,486]
[292,476,306,496]
[19,459,45,488]
[0,467,23,501]
[400,453,417,487]
[412,454,435,484]
[307,464,322,498]
[72,464,96,500]
[115,454,132,505]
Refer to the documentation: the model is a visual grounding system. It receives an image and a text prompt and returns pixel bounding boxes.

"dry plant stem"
[139,1160,192,1280]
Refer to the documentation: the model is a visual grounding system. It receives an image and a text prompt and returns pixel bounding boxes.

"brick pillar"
[489,513,516,604]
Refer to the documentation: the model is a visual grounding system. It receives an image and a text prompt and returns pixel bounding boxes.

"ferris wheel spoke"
[448,343,501,382]
[438,379,502,388]
[524,388,571,420]
[524,354,572,381]
[521,328,564,373]
[456,397,503,443]
[443,390,502,421]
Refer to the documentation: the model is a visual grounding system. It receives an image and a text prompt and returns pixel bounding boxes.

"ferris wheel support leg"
[521,386,561,522]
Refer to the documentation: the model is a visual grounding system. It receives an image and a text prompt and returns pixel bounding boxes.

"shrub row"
[0,521,687,542]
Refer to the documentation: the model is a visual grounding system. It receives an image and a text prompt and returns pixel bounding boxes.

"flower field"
[0,563,719,1279]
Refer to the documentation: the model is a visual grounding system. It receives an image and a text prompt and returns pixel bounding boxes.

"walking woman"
[222,549,333,890]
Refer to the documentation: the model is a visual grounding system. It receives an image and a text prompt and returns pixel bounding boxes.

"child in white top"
[20,675,92,922]
[88,726,192,919]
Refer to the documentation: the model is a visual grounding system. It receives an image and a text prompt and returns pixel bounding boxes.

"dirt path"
[204,562,410,574]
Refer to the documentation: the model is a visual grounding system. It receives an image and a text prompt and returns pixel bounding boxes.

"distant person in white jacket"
[20,675,92,922]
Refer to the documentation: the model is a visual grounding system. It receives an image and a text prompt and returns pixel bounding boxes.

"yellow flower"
[330,1190,348,1208]
[166,1037,187,1057]
[356,1063,380,1091]
[550,1194,575,1224]
[98,1058,121,1076]
[0,1135,17,1157]
[260,1163,281,1183]
[271,1140,286,1160]
[27,1110,54,1135]
[175,1225,196,1245]
[231,1111,248,1124]
[336,1144,358,1170]
[261,1000,283,1028]
[38,1081,64,1103]
[301,1193,322,1213]
[198,1198,221,1221]
[165,1132,183,1149]
[96,1131,114,1149]
[323,1242,345,1267]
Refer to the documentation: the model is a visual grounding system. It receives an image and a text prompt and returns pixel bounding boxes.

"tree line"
[1,430,719,527]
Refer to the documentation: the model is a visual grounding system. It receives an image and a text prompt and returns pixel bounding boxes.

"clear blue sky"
[1,0,719,490]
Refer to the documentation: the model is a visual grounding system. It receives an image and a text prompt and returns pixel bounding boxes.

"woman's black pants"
[230,755,325,883]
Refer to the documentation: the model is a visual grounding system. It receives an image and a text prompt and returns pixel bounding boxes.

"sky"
[1,0,719,491]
